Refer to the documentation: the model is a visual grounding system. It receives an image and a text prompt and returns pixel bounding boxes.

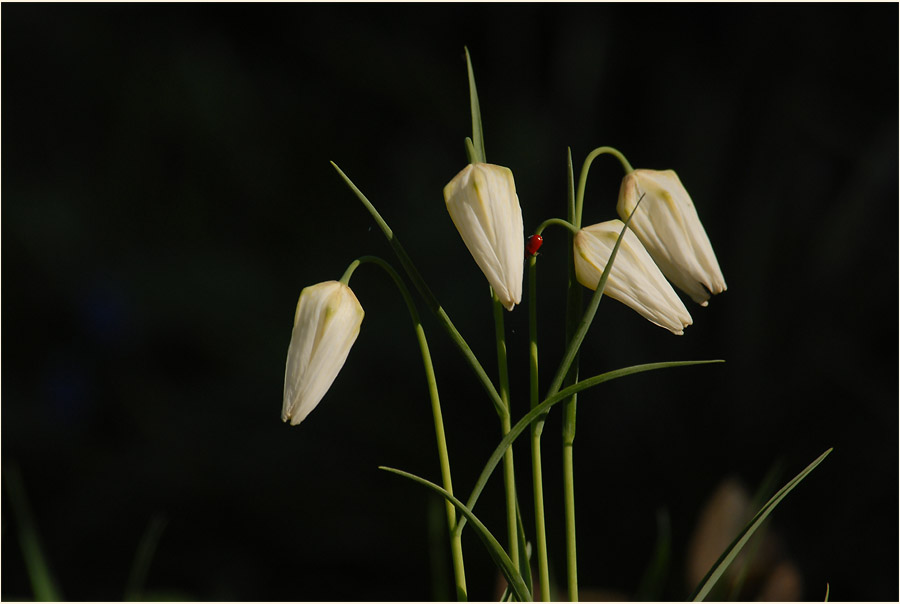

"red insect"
[525,234,544,257]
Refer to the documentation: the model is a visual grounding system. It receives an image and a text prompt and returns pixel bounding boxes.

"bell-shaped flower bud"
[617,169,727,306]
[574,220,693,335]
[443,163,524,311]
[282,281,364,426]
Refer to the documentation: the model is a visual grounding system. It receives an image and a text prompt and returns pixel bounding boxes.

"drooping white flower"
[618,169,726,306]
[282,281,364,426]
[443,163,524,311]
[574,220,693,335]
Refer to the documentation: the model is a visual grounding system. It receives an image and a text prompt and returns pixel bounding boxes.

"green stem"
[574,146,634,227]
[528,254,551,601]
[562,445,578,601]
[535,217,579,236]
[557,151,640,601]
[331,162,506,419]
[345,255,467,601]
[492,292,519,572]
[562,148,582,602]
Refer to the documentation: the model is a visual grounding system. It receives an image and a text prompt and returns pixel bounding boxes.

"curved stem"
[347,255,467,600]
[534,217,579,237]
[331,162,506,418]
[574,146,634,227]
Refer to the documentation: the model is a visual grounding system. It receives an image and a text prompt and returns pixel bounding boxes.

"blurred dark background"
[3,3,897,601]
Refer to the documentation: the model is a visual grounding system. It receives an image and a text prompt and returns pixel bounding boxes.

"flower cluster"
[441,163,726,335]
[282,161,726,423]
[575,168,727,334]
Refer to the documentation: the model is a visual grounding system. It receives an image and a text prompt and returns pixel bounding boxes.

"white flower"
[443,163,524,311]
[282,281,364,426]
[574,220,693,335]
[618,169,727,306]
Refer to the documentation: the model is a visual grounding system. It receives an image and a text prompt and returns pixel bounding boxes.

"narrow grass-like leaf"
[824,582,830,601]
[4,463,62,601]
[454,359,723,537]
[689,448,833,601]
[380,466,532,602]
[125,514,168,601]
[726,463,783,600]
[464,47,486,163]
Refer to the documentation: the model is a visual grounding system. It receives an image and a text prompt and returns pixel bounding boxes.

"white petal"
[574,221,692,335]
[618,170,726,305]
[444,163,524,311]
[282,281,364,425]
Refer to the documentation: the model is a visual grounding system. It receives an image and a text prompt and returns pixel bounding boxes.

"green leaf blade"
[690,448,833,601]
[455,360,724,536]
[464,47,486,163]
[380,466,532,602]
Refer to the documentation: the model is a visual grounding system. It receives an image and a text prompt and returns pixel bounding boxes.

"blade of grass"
[464,46,486,163]
[125,514,168,601]
[380,466,532,602]
[4,463,62,602]
[727,463,784,600]
[689,448,833,601]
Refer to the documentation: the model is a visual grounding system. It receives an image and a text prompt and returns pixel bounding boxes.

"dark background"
[3,3,897,602]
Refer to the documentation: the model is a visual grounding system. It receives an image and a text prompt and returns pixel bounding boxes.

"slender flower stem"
[343,255,467,601]
[528,254,551,601]
[331,162,507,419]
[561,444,577,601]
[574,146,634,227]
[562,148,582,601]
[535,217,579,236]
[492,293,519,573]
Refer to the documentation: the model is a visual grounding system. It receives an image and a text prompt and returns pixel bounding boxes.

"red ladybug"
[525,234,543,257]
